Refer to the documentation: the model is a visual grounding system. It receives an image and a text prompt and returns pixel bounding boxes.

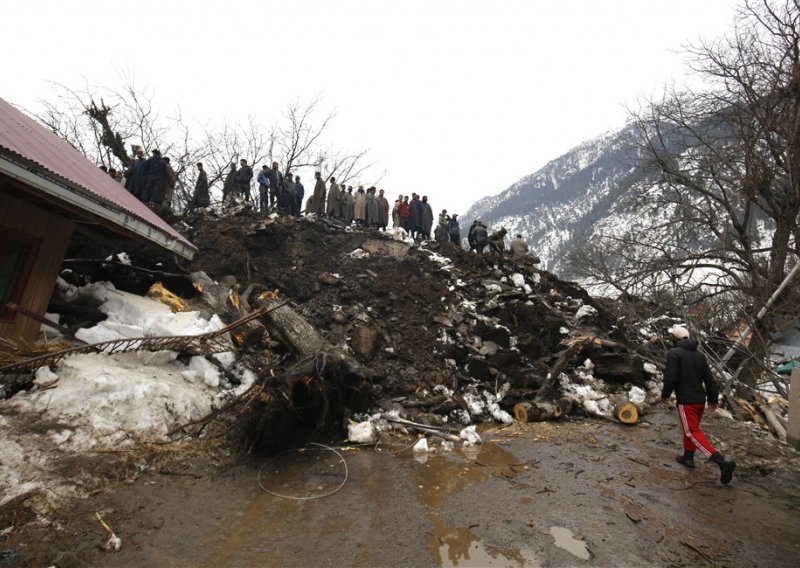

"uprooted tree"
[568,0,800,389]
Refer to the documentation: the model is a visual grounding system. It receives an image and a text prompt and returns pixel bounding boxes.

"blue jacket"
[257,170,270,190]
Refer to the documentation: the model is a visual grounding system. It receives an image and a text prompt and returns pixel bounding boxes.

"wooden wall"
[0,190,74,342]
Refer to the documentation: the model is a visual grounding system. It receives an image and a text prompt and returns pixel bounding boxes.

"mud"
[4,406,799,567]
[4,211,798,566]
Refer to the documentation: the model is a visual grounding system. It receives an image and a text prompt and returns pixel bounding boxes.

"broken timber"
[613,397,642,425]
[514,401,562,422]
[0,303,286,375]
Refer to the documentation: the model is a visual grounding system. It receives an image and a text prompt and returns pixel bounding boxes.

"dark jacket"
[467,222,478,246]
[235,165,253,191]
[409,198,422,229]
[223,167,237,199]
[661,339,718,404]
[474,225,488,245]
[193,170,210,207]
[447,218,460,237]
[266,169,283,196]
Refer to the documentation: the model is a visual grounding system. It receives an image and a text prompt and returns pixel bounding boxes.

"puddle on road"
[426,513,524,567]
[257,445,347,499]
[415,442,525,509]
[416,443,528,567]
[549,526,590,560]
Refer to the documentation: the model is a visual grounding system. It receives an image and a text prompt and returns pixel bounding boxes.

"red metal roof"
[0,97,195,250]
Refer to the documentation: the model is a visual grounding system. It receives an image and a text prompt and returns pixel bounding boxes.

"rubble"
[176,212,667,445]
[2,211,673,457]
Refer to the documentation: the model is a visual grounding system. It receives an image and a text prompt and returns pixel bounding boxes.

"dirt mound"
[175,211,656,438]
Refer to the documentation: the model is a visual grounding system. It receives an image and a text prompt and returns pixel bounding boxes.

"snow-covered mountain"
[463,125,651,276]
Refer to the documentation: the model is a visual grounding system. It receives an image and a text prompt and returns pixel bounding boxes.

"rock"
[351,325,379,358]
[432,314,454,327]
[479,341,499,356]
[318,272,340,285]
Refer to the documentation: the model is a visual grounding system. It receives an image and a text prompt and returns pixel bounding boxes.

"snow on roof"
[0,97,196,259]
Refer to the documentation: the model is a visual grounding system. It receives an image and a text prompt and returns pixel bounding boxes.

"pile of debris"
[102,211,668,444]
[2,208,772,456]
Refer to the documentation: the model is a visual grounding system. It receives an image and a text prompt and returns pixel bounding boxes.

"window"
[0,229,41,321]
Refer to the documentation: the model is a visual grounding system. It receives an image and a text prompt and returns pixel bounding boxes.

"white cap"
[668,326,690,339]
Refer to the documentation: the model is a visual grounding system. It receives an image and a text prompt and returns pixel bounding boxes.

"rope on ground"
[258,442,348,500]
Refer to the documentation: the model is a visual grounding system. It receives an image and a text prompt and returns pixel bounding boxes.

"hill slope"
[463,126,652,276]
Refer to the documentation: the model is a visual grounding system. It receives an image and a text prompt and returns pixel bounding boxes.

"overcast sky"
[1,0,739,213]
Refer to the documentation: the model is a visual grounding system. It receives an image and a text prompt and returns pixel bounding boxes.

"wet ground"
[6,405,800,567]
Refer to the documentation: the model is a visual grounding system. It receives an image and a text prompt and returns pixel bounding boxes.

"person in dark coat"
[222,163,237,201]
[124,148,144,196]
[447,214,461,246]
[235,159,253,201]
[340,187,355,223]
[282,172,297,216]
[473,222,488,253]
[661,326,736,483]
[266,162,284,210]
[141,149,166,205]
[294,175,305,216]
[420,195,434,239]
[190,162,210,209]
[467,220,479,251]
[409,193,422,239]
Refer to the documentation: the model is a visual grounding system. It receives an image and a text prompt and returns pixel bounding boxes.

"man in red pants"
[661,326,736,484]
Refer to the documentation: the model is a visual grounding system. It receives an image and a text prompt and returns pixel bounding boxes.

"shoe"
[718,459,736,484]
[676,455,696,468]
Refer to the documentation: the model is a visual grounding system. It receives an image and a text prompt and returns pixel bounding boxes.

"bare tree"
[31,81,381,213]
[274,96,334,174]
[571,0,800,388]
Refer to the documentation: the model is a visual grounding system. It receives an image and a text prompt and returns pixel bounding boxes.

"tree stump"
[613,398,640,425]
[514,401,562,422]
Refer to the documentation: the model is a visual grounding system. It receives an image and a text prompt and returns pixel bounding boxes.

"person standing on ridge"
[447,214,461,245]
[327,176,341,218]
[341,186,355,224]
[661,325,736,484]
[420,195,434,239]
[312,171,327,216]
[189,162,210,210]
[235,159,253,201]
[221,162,236,201]
[266,161,284,210]
[467,220,479,251]
[257,165,271,212]
[377,189,390,230]
[294,175,305,216]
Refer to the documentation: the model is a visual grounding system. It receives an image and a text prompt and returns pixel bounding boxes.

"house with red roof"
[0,97,197,342]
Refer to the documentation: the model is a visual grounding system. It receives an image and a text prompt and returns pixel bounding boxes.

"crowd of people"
[105,152,534,258]
[100,148,178,210]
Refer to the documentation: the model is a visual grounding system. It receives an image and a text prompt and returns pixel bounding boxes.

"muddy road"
[7,405,799,567]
